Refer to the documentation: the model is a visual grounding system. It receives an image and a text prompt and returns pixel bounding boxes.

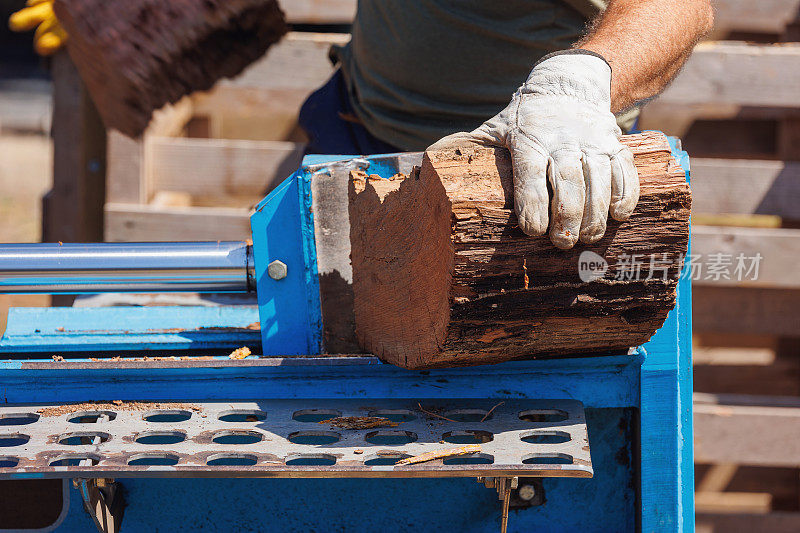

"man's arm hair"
[576,0,714,112]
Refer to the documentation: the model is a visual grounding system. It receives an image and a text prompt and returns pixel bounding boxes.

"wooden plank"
[694,393,800,467]
[147,97,193,137]
[190,87,311,141]
[711,0,800,35]
[696,512,800,533]
[45,51,106,243]
[190,33,347,140]
[692,226,800,289]
[106,99,193,206]
[278,0,355,24]
[147,137,305,197]
[694,355,800,397]
[693,286,800,336]
[691,158,800,217]
[778,116,800,159]
[105,132,144,205]
[104,203,251,242]
[696,463,739,492]
[695,492,772,513]
[638,102,794,139]
[218,32,349,91]
[655,42,800,108]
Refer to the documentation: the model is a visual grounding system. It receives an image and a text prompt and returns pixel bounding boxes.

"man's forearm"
[577,0,714,112]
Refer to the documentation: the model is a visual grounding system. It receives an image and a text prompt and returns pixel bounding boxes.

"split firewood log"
[348,131,691,369]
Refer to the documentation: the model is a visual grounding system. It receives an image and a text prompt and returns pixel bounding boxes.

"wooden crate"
[104,31,349,242]
[639,2,800,529]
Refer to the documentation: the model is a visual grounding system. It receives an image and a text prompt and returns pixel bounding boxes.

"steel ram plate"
[0,399,591,479]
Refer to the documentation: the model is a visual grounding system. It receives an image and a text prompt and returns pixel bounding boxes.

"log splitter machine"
[0,143,693,532]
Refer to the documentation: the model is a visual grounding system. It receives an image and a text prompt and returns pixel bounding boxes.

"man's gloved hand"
[428,50,639,250]
[8,0,67,56]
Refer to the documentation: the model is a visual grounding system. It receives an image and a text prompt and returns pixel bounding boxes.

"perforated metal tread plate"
[0,399,591,479]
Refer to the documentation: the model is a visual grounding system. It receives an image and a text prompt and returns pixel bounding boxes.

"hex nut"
[268,260,288,280]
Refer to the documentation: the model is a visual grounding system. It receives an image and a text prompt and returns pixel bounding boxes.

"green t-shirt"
[337,1,605,151]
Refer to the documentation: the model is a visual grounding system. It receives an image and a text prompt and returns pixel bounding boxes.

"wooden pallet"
[103,31,347,242]
[640,5,800,528]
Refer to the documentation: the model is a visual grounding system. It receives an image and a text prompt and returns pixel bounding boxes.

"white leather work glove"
[428,50,639,249]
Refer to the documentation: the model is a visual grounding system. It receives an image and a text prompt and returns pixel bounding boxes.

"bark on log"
[53,0,287,137]
[348,131,691,369]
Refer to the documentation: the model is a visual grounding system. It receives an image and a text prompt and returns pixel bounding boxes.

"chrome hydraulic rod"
[0,242,255,294]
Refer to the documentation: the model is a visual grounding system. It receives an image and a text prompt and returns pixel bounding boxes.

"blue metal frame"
[250,168,322,355]
[0,142,692,532]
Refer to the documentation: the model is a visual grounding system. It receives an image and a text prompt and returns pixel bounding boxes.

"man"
[299,0,714,249]
[13,0,714,249]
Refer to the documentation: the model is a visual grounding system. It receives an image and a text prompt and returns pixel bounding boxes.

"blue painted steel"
[0,141,692,532]
[0,306,260,354]
[639,136,693,532]
[250,170,322,355]
[0,355,640,408]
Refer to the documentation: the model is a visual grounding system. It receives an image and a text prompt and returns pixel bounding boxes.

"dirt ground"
[0,133,52,335]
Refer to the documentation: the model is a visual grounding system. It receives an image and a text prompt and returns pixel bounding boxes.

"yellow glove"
[8,0,68,56]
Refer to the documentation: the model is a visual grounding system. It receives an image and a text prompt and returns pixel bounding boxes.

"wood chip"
[229,346,252,360]
[396,444,482,465]
[481,401,504,422]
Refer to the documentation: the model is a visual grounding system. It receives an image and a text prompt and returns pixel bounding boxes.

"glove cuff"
[523,49,613,109]
[534,49,611,70]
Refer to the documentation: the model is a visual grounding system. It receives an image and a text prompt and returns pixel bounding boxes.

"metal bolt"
[517,484,537,501]
[268,260,287,280]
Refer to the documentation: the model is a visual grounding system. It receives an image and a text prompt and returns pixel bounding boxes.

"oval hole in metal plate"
[520,431,571,444]
[142,410,192,423]
[218,410,267,423]
[443,453,494,465]
[442,430,494,445]
[50,453,101,466]
[285,453,336,466]
[288,431,340,445]
[0,456,20,467]
[367,409,416,422]
[206,453,258,466]
[211,430,263,445]
[58,431,112,446]
[518,409,569,423]
[292,409,341,423]
[134,431,186,445]
[522,453,573,465]
[127,453,180,466]
[444,409,490,422]
[0,433,30,447]
[0,413,39,426]
[365,430,417,446]
[67,411,117,424]
[364,453,412,466]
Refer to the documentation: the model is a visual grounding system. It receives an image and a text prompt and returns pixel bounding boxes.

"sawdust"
[229,347,252,359]
[38,401,202,417]
[319,416,399,429]
[51,355,64,362]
